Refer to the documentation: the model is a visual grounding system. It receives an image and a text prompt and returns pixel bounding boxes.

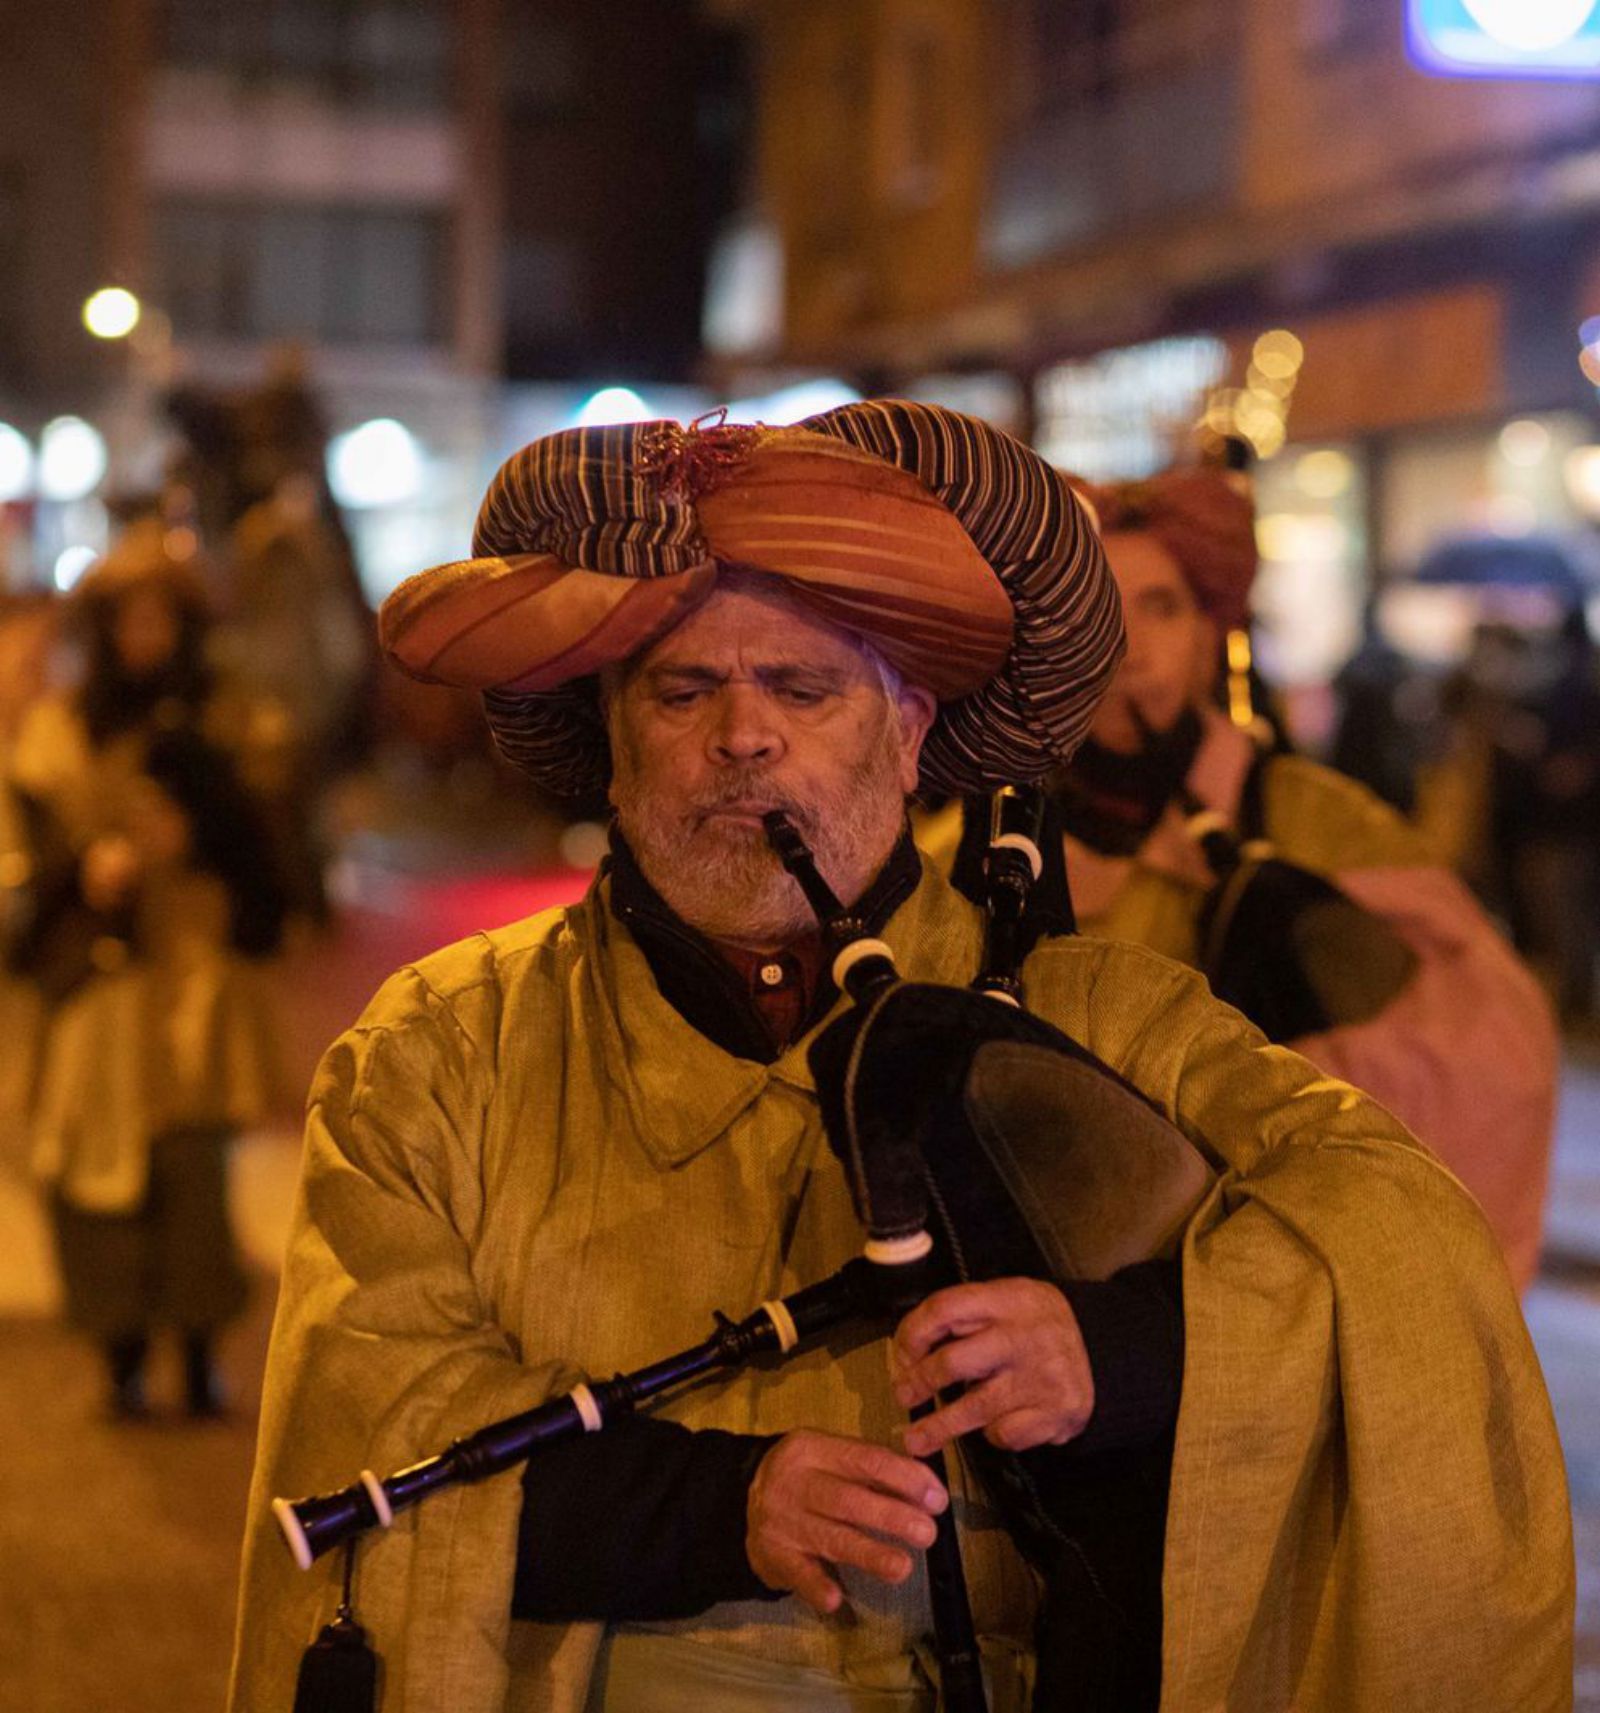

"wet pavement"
[0,866,1597,1710]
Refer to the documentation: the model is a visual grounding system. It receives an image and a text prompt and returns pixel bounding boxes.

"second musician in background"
[966,467,1558,1288]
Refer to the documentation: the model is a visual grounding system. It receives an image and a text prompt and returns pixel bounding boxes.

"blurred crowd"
[0,366,382,1417]
[1335,569,1600,1029]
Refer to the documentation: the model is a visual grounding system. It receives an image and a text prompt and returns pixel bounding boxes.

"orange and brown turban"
[1089,468,1258,634]
[380,399,1123,799]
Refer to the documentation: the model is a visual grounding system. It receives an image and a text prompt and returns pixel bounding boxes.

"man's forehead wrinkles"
[643,653,862,686]
[645,663,726,685]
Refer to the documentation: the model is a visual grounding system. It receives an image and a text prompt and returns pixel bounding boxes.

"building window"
[990,0,1238,265]
[503,235,583,338]
[157,0,449,110]
[500,14,579,117]
[884,22,948,208]
[155,200,445,346]
[1016,0,1115,109]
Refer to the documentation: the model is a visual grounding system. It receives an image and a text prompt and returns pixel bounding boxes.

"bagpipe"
[1178,771,1418,1045]
[1181,642,1417,1046]
[276,789,1214,1713]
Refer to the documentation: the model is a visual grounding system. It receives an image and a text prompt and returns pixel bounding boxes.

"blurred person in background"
[930,467,1558,1288]
[0,594,59,1163]
[3,522,290,1418]
[223,472,372,922]
[1330,593,1444,818]
[168,356,381,918]
[1480,606,1600,1029]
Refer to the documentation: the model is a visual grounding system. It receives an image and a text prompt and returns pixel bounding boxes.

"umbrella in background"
[1412,533,1599,599]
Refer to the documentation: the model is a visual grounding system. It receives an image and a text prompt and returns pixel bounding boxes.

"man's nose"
[708,683,784,765]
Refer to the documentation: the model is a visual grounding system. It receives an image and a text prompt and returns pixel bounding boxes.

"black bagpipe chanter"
[274,789,1215,1712]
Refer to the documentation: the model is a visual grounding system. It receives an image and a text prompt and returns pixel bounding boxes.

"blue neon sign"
[1408,0,1600,76]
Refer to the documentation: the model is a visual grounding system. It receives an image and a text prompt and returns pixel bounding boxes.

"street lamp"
[82,287,143,341]
[78,287,177,499]
[81,287,174,384]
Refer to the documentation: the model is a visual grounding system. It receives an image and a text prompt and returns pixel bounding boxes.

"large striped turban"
[379,399,1123,799]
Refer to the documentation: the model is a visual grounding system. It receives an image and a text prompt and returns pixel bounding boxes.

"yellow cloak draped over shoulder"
[230,859,1572,1712]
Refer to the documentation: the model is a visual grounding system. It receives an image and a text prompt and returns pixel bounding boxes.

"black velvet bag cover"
[807,983,1214,1711]
[1196,856,1417,1043]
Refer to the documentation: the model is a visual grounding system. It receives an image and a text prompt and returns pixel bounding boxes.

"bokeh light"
[1251,330,1305,382]
[0,422,35,502]
[38,416,108,501]
[1459,0,1598,53]
[558,821,611,869]
[1485,492,1539,536]
[724,378,861,424]
[571,387,654,428]
[1563,445,1600,517]
[1498,419,1552,466]
[52,545,99,591]
[1294,449,1356,499]
[82,287,143,340]
[326,419,425,509]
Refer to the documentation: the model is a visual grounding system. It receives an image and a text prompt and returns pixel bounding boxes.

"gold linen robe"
[230,858,1573,1712]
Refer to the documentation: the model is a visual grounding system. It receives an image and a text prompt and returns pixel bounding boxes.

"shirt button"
[759,961,785,987]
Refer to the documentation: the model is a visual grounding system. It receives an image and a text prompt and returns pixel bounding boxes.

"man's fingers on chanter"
[827,1436,948,1508]
[809,1517,915,1584]
[788,1559,845,1615]
[895,1326,1010,1408]
[902,1378,1008,1454]
[811,1473,939,1549]
[893,1284,1002,1366]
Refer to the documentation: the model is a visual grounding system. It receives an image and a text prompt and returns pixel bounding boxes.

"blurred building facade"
[718,0,1600,706]
[0,0,741,602]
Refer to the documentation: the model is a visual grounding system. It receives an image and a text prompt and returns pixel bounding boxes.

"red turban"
[1089,469,1258,634]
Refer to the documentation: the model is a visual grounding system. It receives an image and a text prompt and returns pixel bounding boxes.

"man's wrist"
[1051,1259,1184,1457]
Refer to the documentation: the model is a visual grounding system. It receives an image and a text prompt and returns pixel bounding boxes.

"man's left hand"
[889,1278,1094,1457]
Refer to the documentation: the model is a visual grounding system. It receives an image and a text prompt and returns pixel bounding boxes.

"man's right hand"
[746,1429,948,1615]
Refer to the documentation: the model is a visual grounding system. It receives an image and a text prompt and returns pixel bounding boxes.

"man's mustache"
[687,776,813,834]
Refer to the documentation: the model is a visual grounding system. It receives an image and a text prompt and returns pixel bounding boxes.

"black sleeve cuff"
[1054,1256,1184,1457]
[511,1415,783,1622]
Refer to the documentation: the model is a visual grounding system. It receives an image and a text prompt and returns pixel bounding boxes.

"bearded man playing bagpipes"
[230,403,1572,1713]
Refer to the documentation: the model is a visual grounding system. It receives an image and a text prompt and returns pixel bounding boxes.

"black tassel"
[292,1542,379,1713]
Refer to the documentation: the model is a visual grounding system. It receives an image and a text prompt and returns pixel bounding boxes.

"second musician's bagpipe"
[1165,637,1421,1046]
[275,788,1216,1713]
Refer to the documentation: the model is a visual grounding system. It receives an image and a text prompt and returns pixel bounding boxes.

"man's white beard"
[611,720,909,947]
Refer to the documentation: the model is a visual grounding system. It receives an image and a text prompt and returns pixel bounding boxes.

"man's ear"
[895,685,938,794]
